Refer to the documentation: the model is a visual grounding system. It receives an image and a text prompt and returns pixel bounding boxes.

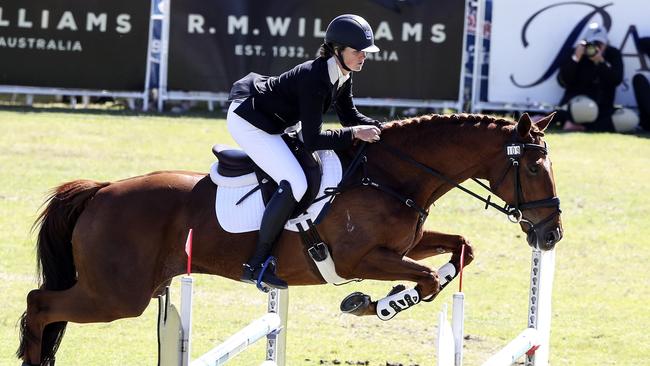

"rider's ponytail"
[318,42,345,58]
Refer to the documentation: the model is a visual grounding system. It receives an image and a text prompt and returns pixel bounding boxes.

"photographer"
[557,22,623,132]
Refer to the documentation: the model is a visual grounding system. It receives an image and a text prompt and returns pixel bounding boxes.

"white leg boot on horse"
[339,246,441,320]
[338,231,474,321]
[407,230,475,287]
[241,180,296,291]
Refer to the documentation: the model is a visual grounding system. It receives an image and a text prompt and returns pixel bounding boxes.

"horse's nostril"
[545,228,561,243]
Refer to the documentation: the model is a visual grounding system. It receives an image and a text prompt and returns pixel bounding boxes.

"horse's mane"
[382,113,545,142]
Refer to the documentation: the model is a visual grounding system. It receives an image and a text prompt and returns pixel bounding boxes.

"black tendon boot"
[241,180,296,289]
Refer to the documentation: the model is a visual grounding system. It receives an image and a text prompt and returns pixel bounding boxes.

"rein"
[373,134,562,250]
[318,130,561,249]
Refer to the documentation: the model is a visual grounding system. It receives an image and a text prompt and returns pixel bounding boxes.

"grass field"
[1,107,649,365]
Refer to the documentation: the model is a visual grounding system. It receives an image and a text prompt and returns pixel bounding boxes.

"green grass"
[1,108,649,365]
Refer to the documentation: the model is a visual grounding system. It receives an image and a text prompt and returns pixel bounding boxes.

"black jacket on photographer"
[557,45,623,131]
[229,57,381,152]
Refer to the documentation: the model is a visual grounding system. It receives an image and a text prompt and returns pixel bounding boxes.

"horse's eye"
[528,165,540,175]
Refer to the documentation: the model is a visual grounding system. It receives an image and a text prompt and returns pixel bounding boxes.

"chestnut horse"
[17,113,562,365]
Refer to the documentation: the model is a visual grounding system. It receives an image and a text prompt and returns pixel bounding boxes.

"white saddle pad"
[211,150,342,233]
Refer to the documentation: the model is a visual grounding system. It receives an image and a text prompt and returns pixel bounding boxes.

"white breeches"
[226,101,307,202]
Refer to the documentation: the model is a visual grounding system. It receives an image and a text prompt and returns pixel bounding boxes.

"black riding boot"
[241,180,296,289]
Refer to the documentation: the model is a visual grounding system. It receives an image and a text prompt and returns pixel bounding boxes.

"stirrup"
[256,256,280,292]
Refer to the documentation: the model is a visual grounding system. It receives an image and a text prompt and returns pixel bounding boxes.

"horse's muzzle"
[527,225,563,251]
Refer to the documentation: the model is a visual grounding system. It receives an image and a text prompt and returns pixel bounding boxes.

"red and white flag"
[184,228,193,275]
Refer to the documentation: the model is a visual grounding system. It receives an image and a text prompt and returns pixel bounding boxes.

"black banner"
[0,0,150,91]
[168,0,465,101]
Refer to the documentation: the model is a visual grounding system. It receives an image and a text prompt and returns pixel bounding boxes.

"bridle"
[328,132,561,250]
[473,142,562,230]
[471,139,562,247]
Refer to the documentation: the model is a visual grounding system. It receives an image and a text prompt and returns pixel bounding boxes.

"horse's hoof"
[340,292,371,316]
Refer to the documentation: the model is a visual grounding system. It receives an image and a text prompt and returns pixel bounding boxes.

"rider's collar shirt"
[327,57,349,89]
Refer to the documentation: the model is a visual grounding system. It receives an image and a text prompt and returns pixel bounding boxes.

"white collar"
[327,57,349,88]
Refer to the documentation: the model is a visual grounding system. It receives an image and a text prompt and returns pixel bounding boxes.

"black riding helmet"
[325,14,380,71]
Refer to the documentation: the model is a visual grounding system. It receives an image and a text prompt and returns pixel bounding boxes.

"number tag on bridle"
[505,143,524,158]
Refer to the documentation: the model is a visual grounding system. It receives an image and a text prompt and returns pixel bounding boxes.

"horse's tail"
[35,179,109,290]
[17,179,109,363]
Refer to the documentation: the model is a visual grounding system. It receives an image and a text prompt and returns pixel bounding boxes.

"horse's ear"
[516,113,532,138]
[534,112,556,132]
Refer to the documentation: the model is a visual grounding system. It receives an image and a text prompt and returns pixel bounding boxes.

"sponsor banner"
[168,0,466,101]
[0,0,150,90]
[489,0,650,107]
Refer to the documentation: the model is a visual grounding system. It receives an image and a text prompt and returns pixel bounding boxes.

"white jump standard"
[436,247,556,366]
[158,277,288,366]
[158,229,288,366]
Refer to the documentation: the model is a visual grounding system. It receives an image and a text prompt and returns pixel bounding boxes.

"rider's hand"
[352,125,381,143]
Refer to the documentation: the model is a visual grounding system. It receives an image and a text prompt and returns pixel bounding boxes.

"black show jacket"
[229,57,380,151]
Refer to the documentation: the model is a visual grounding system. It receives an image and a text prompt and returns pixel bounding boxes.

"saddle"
[210,134,354,285]
[212,133,322,217]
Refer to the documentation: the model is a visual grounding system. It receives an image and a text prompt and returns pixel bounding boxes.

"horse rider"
[226,14,383,290]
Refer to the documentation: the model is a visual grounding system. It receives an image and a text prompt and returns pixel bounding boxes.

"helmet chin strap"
[335,49,353,72]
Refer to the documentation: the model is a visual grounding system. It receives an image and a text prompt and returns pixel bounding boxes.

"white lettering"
[235,44,263,56]
[402,22,422,42]
[116,14,131,33]
[0,8,9,27]
[47,39,56,50]
[228,15,248,35]
[0,37,5,46]
[266,17,291,36]
[8,37,16,47]
[57,11,77,31]
[37,39,45,48]
[298,17,305,37]
[366,50,399,62]
[86,13,107,32]
[507,146,521,156]
[188,14,204,33]
[41,10,49,29]
[313,18,326,38]
[375,21,393,41]
[430,24,446,43]
[72,40,82,51]
[18,9,33,28]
